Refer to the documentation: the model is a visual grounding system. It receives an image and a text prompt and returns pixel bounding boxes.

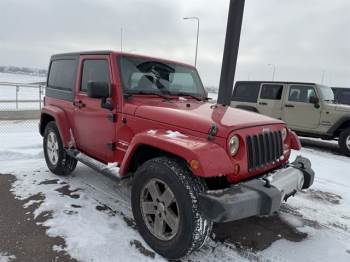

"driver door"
[73,55,116,163]
[282,84,321,130]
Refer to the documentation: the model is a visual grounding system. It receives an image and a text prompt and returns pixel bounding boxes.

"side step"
[66,149,124,181]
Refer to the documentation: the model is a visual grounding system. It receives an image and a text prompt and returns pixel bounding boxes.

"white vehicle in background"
[231,81,350,156]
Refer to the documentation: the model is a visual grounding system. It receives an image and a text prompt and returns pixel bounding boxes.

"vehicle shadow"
[212,204,320,252]
[300,137,344,156]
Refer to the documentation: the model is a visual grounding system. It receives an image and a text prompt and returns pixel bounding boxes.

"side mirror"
[309,96,320,108]
[87,81,110,99]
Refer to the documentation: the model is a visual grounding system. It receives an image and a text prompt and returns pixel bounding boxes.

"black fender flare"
[327,116,350,136]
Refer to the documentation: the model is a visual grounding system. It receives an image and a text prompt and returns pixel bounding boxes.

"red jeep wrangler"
[39,51,314,259]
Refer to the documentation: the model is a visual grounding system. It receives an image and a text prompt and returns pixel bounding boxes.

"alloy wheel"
[47,131,59,166]
[140,178,180,241]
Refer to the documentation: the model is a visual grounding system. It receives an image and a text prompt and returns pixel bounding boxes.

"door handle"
[285,104,295,108]
[259,102,268,106]
[73,100,85,109]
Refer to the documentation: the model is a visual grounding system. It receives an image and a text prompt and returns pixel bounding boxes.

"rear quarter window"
[338,90,350,105]
[48,59,76,91]
[232,83,260,103]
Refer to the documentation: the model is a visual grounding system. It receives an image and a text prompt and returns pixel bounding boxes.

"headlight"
[229,135,240,156]
[282,128,288,141]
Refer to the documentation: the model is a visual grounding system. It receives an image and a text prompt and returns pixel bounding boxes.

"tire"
[339,128,350,156]
[131,157,212,259]
[43,121,77,176]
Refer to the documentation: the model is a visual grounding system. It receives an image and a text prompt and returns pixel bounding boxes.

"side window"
[232,83,260,102]
[260,84,283,100]
[339,90,350,104]
[288,85,317,103]
[81,60,110,92]
[48,60,76,91]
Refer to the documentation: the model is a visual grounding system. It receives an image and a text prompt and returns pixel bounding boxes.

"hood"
[133,99,284,138]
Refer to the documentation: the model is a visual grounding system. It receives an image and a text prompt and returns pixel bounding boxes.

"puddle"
[213,212,308,251]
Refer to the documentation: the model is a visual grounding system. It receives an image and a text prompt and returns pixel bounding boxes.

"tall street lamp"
[183,17,200,67]
[268,64,276,81]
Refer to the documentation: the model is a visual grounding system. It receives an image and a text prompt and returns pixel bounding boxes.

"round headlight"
[229,135,240,156]
[282,128,288,141]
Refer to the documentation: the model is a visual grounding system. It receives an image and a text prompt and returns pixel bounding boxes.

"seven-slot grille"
[246,130,284,172]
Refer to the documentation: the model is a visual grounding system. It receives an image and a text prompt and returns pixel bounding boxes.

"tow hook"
[283,189,297,201]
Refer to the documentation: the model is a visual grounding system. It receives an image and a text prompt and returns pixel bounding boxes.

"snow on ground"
[0,120,350,262]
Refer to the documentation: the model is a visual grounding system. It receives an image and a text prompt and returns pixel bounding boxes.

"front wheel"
[339,128,350,157]
[131,157,212,260]
[43,122,77,176]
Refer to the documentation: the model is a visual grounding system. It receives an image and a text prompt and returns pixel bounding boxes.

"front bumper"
[198,156,315,223]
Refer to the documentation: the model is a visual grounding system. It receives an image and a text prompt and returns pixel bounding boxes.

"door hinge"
[108,113,117,123]
[107,142,117,151]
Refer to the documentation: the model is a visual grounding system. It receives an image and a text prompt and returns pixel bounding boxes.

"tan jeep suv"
[231,81,350,156]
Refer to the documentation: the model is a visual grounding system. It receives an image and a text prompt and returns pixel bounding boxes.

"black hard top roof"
[235,80,318,86]
[51,50,113,59]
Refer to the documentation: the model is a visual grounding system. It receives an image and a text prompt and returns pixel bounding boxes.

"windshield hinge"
[108,113,117,123]
[107,142,117,151]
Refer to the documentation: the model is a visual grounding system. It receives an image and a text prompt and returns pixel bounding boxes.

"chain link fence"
[0,82,45,135]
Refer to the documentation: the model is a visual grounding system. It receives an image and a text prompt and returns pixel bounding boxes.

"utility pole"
[321,70,326,84]
[268,64,276,81]
[217,0,245,105]
[183,17,200,67]
[120,27,123,53]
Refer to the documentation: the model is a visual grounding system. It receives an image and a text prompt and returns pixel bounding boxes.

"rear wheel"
[131,157,212,259]
[339,128,350,156]
[43,122,77,175]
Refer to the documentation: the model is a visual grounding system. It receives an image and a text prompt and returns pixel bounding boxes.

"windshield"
[118,55,206,98]
[318,85,335,101]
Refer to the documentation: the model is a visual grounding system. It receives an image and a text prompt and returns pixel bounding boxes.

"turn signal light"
[190,160,199,170]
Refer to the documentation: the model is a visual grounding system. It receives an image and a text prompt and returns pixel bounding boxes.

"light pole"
[268,64,276,81]
[183,16,200,67]
[321,70,326,84]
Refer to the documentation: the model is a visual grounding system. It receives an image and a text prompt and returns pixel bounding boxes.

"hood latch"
[208,123,218,141]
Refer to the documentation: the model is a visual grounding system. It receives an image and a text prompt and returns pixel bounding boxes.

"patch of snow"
[52,245,65,252]
[106,162,120,175]
[0,253,16,262]
[147,129,157,135]
[164,130,188,139]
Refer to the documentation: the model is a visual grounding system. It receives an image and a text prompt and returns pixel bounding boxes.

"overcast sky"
[0,0,349,87]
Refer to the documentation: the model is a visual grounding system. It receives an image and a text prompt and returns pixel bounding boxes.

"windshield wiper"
[173,92,205,101]
[124,91,172,101]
